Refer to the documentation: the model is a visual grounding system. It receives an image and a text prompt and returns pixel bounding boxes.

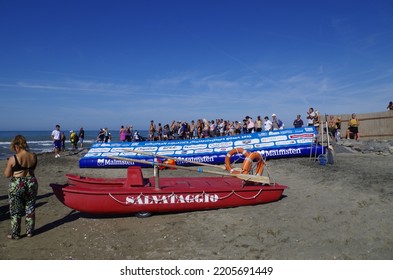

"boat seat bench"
[125,166,145,187]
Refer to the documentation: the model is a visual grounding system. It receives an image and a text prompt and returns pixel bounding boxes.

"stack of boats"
[78,127,321,168]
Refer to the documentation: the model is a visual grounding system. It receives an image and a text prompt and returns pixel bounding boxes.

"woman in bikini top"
[10,154,37,176]
[4,135,39,240]
[4,135,37,178]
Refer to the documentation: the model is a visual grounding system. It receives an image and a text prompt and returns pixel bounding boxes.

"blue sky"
[1,0,392,131]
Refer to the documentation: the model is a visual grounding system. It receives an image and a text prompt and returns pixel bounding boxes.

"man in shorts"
[51,124,62,158]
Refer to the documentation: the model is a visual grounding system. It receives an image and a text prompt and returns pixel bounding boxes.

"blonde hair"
[10,135,29,152]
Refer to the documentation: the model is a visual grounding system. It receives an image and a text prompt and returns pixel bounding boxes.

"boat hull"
[52,176,286,215]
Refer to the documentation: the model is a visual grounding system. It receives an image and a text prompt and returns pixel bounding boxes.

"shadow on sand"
[0,192,54,222]
[34,210,81,236]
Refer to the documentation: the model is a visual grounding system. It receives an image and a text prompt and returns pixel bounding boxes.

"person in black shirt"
[293,114,304,128]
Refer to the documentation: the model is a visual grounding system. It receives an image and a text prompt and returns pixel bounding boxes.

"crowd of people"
[142,107,336,142]
[90,107,354,144]
[145,115,283,141]
[52,106,364,153]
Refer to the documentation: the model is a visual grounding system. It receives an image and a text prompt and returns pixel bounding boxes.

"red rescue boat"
[51,167,287,217]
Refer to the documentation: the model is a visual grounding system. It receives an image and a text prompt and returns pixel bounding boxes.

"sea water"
[0,130,148,160]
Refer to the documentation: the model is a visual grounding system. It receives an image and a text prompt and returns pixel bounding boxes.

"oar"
[122,149,228,171]
[108,156,272,185]
[123,149,270,182]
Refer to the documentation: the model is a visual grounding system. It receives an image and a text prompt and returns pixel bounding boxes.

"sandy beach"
[1,141,392,260]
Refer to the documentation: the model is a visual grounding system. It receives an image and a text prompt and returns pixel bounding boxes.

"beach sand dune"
[1,146,392,260]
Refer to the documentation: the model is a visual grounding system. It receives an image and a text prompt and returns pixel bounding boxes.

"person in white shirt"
[51,124,62,158]
[247,117,255,133]
[263,116,273,131]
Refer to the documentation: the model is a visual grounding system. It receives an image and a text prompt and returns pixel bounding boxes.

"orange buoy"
[242,152,264,175]
[225,148,250,174]
[158,159,177,170]
[165,159,177,170]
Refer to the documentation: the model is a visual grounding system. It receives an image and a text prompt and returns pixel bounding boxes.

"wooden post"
[153,157,160,189]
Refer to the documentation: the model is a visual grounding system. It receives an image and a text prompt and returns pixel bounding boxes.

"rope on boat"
[108,193,137,205]
[230,189,263,200]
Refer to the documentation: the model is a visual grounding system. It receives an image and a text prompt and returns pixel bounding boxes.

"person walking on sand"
[78,127,85,149]
[51,124,62,158]
[61,131,66,151]
[69,130,79,150]
[3,135,38,239]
